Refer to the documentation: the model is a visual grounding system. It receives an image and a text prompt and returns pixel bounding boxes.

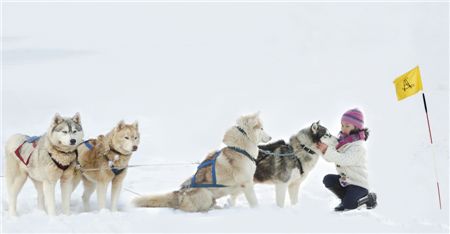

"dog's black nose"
[70,139,76,145]
[132,145,138,151]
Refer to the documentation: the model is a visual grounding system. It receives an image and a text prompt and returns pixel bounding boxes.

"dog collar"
[300,144,316,155]
[110,146,131,157]
[235,126,248,137]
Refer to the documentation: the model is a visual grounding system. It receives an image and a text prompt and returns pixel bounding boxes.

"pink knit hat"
[341,108,364,129]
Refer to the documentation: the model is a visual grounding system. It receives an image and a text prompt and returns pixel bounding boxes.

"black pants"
[323,174,368,209]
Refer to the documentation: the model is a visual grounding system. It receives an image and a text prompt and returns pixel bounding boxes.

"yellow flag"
[393,66,423,101]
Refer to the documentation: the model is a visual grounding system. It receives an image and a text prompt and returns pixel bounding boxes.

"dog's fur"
[132,113,271,212]
[254,122,337,207]
[5,113,84,216]
[73,120,140,211]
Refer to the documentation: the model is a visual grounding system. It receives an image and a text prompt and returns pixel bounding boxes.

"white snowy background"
[1,2,449,233]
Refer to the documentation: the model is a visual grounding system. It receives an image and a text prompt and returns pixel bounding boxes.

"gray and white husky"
[4,113,84,216]
[254,121,337,207]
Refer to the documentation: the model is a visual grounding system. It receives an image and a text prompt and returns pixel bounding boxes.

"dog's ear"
[72,112,81,124]
[248,115,259,128]
[250,111,262,126]
[53,113,64,125]
[311,121,319,134]
[237,113,260,129]
[117,120,126,130]
[132,121,139,130]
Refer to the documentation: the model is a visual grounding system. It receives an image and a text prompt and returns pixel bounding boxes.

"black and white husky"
[254,122,337,207]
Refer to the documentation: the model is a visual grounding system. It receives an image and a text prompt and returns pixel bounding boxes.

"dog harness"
[14,136,40,166]
[83,140,94,150]
[75,140,94,169]
[107,147,128,176]
[190,150,226,188]
[48,152,72,171]
[189,146,257,188]
[257,141,308,175]
[14,136,73,171]
[227,146,256,164]
[79,140,126,176]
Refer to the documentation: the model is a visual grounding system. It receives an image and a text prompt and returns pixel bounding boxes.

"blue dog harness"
[190,150,226,188]
[189,146,257,188]
[83,140,94,150]
[26,136,41,143]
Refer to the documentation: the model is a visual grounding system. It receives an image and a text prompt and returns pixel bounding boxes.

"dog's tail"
[132,191,179,209]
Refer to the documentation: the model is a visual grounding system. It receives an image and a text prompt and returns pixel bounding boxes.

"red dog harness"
[14,136,40,166]
[14,136,72,171]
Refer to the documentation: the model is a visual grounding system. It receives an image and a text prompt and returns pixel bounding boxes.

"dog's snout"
[132,145,138,151]
[262,135,272,143]
[70,139,76,145]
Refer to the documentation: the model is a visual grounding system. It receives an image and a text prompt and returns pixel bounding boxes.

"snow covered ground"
[2,2,449,233]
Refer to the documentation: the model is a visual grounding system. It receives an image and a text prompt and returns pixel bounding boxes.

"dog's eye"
[62,131,68,134]
[261,128,264,130]
[124,137,129,140]
[73,130,77,133]
[134,137,138,140]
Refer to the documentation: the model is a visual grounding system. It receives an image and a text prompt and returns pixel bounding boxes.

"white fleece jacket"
[322,140,369,190]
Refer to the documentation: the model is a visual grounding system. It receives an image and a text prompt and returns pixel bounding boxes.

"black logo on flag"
[402,77,415,91]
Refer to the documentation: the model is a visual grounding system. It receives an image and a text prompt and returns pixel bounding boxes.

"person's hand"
[316,142,328,154]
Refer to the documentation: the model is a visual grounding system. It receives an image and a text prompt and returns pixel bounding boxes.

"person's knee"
[322,174,337,187]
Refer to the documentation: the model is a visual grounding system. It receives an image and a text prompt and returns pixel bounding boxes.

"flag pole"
[421,92,442,209]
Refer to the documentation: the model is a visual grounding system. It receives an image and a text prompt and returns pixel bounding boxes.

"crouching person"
[317,108,377,212]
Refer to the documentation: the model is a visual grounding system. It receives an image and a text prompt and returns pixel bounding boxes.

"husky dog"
[254,122,337,207]
[5,113,84,216]
[73,120,140,211]
[133,113,271,212]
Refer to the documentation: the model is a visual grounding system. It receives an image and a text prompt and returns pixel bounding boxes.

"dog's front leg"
[288,180,301,206]
[227,190,241,207]
[96,182,108,210]
[242,182,258,208]
[275,182,288,208]
[43,180,57,216]
[60,176,73,215]
[111,174,125,211]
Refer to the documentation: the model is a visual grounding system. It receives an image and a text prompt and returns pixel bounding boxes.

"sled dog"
[5,113,84,216]
[73,120,140,211]
[133,113,271,212]
[254,121,337,207]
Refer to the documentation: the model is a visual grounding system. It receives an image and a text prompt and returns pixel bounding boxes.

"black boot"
[334,203,345,212]
[357,192,377,209]
[328,185,345,212]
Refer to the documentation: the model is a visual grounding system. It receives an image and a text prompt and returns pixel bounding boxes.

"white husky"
[133,113,271,212]
[4,113,84,216]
